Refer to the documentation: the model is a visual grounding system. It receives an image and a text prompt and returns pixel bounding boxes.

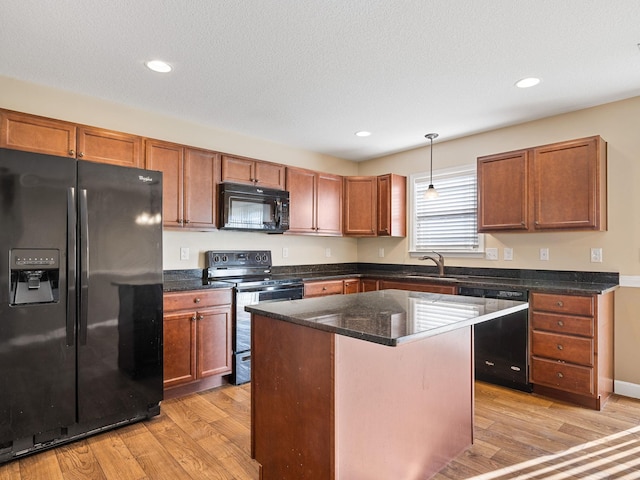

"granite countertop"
[163,264,619,294]
[245,289,528,346]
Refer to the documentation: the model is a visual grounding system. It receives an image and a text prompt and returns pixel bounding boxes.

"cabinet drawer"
[164,289,232,311]
[531,293,594,316]
[531,331,594,366]
[531,356,594,396]
[379,280,457,295]
[531,312,594,337]
[304,280,344,297]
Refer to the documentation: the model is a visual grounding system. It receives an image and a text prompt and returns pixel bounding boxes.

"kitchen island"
[246,289,528,480]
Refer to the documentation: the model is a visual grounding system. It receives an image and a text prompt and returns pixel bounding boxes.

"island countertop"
[245,289,528,346]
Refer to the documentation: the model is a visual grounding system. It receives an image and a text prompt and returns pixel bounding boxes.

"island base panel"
[252,314,474,479]
[335,328,473,480]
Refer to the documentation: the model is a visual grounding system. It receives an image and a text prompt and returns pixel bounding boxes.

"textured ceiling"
[2,1,640,161]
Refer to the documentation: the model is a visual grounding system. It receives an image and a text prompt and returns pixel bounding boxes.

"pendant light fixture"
[424,133,439,199]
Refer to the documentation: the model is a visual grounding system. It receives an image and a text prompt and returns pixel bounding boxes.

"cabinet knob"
[194,297,201,303]
[78,151,84,158]
[69,149,75,156]
[557,372,564,378]
[556,301,564,307]
[557,344,564,351]
[184,219,190,224]
[322,287,327,291]
[197,314,204,320]
[191,315,197,321]
[557,320,564,327]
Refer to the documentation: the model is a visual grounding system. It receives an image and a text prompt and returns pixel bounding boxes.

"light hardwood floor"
[1,382,640,479]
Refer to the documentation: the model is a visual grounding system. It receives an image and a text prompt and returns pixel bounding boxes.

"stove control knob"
[255,254,261,262]
[221,255,228,262]
[261,254,269,262]
[213,255,220,263]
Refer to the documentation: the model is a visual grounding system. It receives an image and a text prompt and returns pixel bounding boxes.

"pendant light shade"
[424,133,439,199]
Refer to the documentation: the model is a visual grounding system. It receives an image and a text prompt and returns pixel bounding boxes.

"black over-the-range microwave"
[218,182,290,233]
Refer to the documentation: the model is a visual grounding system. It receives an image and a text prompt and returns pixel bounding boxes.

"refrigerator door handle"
[79,188,89,345]
[67,187,77,346]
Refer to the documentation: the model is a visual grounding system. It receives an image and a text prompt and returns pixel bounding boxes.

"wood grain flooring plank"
[86,430,147,480]
[55,440,107,480]
[18,449,65,480]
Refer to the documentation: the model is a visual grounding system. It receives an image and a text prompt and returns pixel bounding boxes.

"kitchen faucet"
[418,252,445,276]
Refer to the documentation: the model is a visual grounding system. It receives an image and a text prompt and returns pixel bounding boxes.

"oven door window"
[226,196,274,230]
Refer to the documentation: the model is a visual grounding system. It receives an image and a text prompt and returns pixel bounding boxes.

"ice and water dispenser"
[10,248,60,305]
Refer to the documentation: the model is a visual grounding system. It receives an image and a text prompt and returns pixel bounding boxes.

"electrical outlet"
[485,247,498,260]
[590,247,603,263]
[539,248,549,261]
[282,247,289,258]
[180,246,189,261]
[325,248,331,258]
[503,247,513,261]
[378,248,385,258]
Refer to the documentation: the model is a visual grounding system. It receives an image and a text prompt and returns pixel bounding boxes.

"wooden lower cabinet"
[304,278,361,298]
[529,291,614,410]
[163,289,232,398]
[360,278,380,292]
[378,279,457,295]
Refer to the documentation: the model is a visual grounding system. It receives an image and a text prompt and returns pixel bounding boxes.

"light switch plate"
[180,246,189,261]
[503,247,513,261]
[282,247,289,258]
[485,247,498,260]
[325,248,331,258]
[540,248,549,261]
[378,248,385,258]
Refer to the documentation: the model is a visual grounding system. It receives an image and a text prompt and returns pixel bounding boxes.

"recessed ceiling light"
[355,131,371,137]
[145,60,172,73]
[515,77,541,88]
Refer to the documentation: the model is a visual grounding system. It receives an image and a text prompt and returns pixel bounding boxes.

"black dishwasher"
[458,286,532,393]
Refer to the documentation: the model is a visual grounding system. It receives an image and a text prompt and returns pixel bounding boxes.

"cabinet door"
[255,160,285,190]
[0,110,76,157]
[184,147,219,229]
[221,155,255,185]
[477,150,529,232]
[286,167,317,233]
[532,136,605,231]
[377,174,406,237]
[146,140,184,228]
[343,278,360,294]
[316,172,343,235]
[163,311,197,388]
[76,127,142,168]
[343,176,377,236]
[360,279,379,292]
[196,306,232,378]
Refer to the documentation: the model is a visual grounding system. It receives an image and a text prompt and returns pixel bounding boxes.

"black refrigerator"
[0,148,163,463]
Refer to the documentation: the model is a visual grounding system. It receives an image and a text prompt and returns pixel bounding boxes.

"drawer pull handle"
[557,320,564,327]
[322,287,327,291]
[194,297,201,303]
[557,372,564,378]
[556,301,564,307]
[557,344,564,351]
[485,361,495,366]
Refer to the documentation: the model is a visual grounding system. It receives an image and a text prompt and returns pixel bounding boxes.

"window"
[409,164,483,255]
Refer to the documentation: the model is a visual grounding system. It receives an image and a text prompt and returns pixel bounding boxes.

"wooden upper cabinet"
[343,176,377,236]
[221,154,285,190]
[316,172,343,235]
[478,150,530,232]
[76,127,142,168]
[377,173,406,237]
[184,148,220,229]
[532,136,606,231]
[286,167,342,235]
[0,109,76,157]
[0,109,143,167]
[145,140,219,230]
[477,136,607,233]
[146,140,184,228]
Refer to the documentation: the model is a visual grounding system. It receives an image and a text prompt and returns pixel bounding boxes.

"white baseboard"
[614,380,640,399]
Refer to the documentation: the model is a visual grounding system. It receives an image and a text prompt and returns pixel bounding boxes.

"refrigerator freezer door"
[0,149,77,443]
[76,161,163,428]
